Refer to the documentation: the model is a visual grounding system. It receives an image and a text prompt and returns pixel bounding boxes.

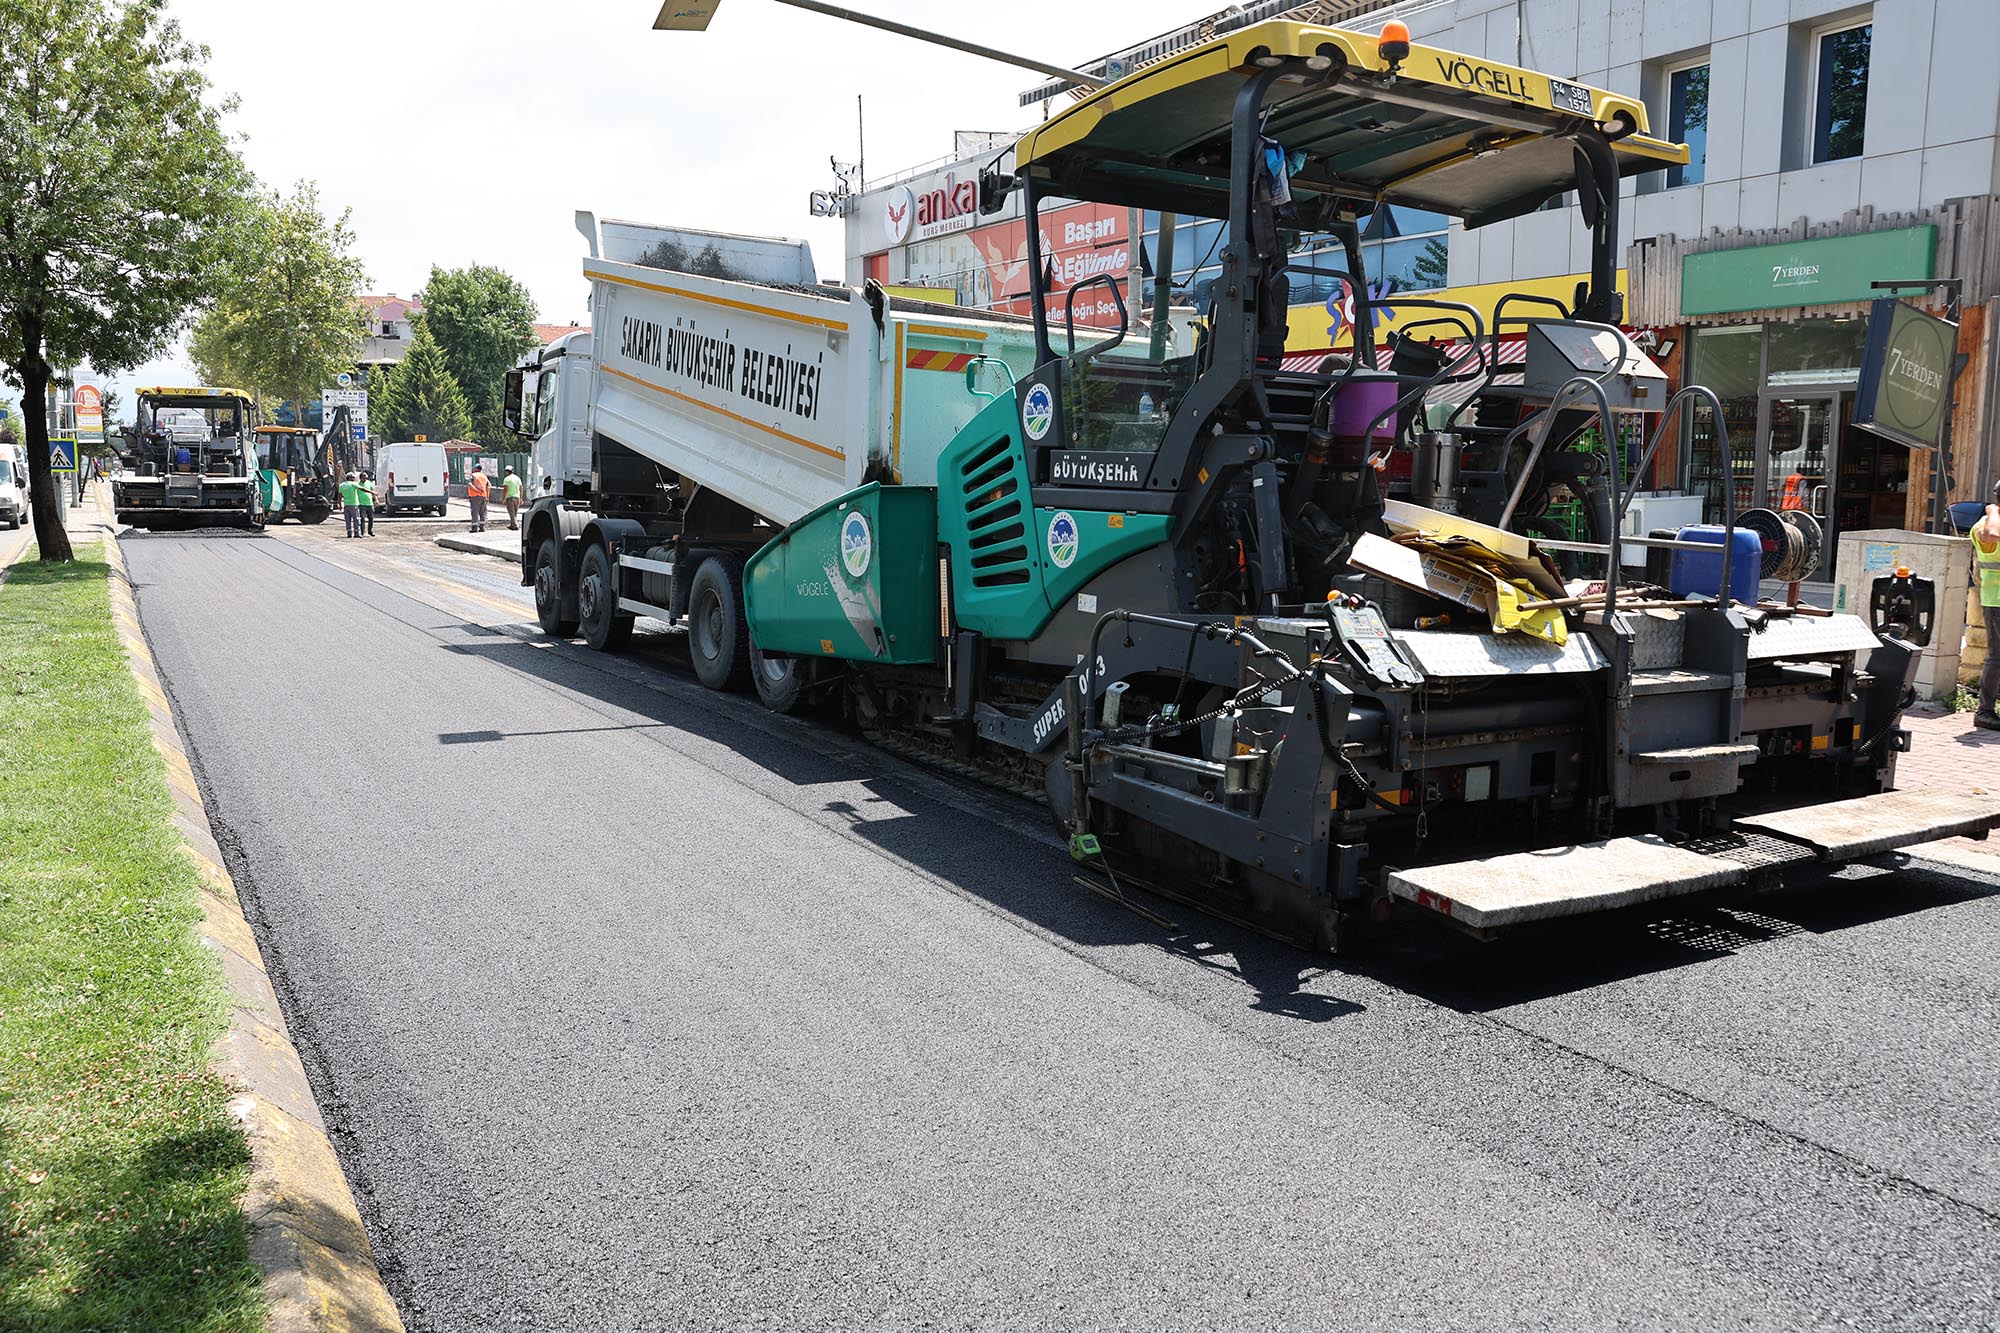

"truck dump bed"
[577,214,1041,527]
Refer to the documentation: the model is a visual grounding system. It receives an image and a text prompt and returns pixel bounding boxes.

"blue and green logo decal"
[1046,510,1079,569]
[840,509,872,579]
[1022,381,1054,441]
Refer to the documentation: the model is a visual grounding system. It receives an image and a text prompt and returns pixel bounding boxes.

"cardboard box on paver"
[1833,528,1968,701]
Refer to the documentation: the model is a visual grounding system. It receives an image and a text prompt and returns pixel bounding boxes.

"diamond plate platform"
[1392,629,1610,678]
[1741,613,1880,661]
[1385,835,1746,930]
[1734,789,2000,859]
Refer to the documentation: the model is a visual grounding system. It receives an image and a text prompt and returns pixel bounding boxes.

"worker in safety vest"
[1974,480,2000,730]
[357,470,377,537]
[466,465,491,533]
[338,472,364,539]
[1780,471,1807,511]
[502,465,524,530]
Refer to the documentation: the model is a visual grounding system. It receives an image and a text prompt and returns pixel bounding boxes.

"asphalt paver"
[122,530,2000,1331]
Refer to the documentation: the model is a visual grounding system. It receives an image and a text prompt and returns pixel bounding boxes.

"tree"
[0,0,248,561]
[187,312,255,398]
[186,181,367,428]
[1411,237,1450,290]
[370,321,471,443]
[417,265,537,442]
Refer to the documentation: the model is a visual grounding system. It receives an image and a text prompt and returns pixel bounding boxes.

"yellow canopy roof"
[1013,20,1686,226]
[137,386,251,405]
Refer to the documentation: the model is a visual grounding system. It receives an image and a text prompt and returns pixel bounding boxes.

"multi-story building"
[357,293,424,370]
[843,0,1998,544]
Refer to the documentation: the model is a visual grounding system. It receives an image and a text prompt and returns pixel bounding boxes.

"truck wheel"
[578,542,633,651]
[688,555,750,691]
[299,505,331,525]
[533,537,579,637]
[750,641,803,713]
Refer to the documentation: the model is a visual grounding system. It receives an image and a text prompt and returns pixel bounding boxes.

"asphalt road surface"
[124,524,2000,1332]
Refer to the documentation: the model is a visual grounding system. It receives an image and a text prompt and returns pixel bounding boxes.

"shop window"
[1684,325,1761,519]
[1666,63,1708,188]
[1811,23,1870,164]
[1765,318,1866,388]
[1358,204,1448,295]
[1140,213,1229,309]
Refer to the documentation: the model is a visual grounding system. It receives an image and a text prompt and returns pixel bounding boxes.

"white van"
[374,442,449,516]
[0,454,24,528]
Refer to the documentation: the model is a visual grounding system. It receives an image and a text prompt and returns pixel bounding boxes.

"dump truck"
[115,386,261,528]
[511,19,1999,950]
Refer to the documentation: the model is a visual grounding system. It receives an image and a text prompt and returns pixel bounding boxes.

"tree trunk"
[19,321,74,562]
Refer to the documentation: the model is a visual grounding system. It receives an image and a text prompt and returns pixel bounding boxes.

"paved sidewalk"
[1898,703,2000,794]
[1898,702,2000,867]
[435,523,520,563]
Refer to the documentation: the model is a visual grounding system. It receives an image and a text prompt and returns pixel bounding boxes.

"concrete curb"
[100,533,406,1333]
[435,532,520,563]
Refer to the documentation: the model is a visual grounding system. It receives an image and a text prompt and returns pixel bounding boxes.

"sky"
[96,0,1221,410]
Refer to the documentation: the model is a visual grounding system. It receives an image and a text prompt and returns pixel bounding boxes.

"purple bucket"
[1333,379,1400,442]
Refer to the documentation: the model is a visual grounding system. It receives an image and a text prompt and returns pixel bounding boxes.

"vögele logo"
[840,509,873,579]
[1047,510,1079,569]
[1022,381,1054,441]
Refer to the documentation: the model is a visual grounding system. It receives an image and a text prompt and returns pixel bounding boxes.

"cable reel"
[1738,507,1822,583]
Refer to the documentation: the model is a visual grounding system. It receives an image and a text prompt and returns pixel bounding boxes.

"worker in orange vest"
[1779,471,1807,510]
[466,465,491,533]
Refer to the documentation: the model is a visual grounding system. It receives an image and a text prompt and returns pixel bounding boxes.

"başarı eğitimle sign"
[1852,297,1957,452]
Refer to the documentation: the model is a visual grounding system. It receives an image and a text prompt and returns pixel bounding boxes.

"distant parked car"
[0,456,24,528]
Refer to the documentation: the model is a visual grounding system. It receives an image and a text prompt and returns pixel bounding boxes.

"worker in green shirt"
[357,469,377,537]
[502,464,524,530]
[338,473,363,538]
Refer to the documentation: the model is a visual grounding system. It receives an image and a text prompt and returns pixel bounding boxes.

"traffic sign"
[51,439,76,472]
[335,371,354,388]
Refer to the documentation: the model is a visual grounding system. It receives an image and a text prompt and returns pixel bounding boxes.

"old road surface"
[123,524,2000,1332]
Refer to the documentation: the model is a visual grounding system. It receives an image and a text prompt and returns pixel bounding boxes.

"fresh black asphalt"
[123,531,2000,1331]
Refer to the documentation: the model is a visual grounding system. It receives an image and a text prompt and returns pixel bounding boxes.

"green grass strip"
[0,545,263,1332]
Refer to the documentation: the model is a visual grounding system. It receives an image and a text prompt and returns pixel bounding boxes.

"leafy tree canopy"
[0,0,249,559]
[187,180,368,426]
[370,321,471,444]
[417,265,537,443]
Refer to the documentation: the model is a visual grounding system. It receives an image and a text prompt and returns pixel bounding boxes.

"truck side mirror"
[502,369,526,436]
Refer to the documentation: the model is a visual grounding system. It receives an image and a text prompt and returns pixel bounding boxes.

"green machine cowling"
[934,389,1173,642]
[746,483,940,665]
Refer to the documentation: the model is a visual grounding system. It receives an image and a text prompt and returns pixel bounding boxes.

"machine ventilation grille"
[960,436,1032,587]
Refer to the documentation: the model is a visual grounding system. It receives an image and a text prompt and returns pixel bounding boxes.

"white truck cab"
[518,328,594,507]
